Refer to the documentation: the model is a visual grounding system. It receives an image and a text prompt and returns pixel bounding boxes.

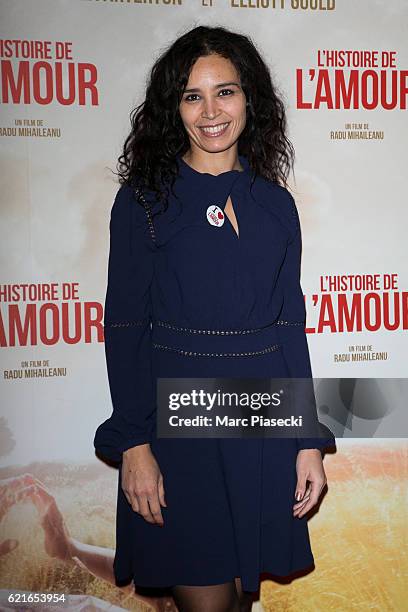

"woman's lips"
[198,122,230,138]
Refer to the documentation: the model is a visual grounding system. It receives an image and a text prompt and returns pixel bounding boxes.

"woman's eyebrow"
[183,81,241,93]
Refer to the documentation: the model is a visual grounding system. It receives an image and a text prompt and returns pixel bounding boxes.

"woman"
[94,25,335,612]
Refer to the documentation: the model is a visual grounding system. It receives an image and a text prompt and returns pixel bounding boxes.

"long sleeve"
[93,183,157,463]
[274,191,335,454]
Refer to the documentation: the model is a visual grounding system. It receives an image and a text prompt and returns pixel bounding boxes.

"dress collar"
[175,153,254,206]
[176,153,251,180]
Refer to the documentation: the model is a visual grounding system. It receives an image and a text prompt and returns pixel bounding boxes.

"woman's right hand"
[121,444,167,526]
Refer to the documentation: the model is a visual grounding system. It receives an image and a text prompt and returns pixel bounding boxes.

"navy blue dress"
[94,154,336,592]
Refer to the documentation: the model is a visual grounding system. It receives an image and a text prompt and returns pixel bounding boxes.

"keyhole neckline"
[222,196,240,240]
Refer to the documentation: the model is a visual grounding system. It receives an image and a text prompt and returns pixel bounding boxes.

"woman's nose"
[202,97,219,119]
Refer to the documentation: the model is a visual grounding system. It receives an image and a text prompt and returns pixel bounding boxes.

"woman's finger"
[138,495,156,524]
[124,489,140,514]
[295,483,312,502]
[293,493,310,511]
[148,494,164,526]
[293,492,311,515]
[296,480,324,517]
[158,475,167,508]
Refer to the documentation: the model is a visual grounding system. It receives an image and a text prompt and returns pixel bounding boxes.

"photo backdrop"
[0,1,407,610]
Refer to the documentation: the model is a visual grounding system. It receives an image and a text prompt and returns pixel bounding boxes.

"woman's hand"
[293,449,327,518]
[121,444,167,526]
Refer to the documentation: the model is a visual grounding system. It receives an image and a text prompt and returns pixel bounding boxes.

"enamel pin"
[206,205,225,227]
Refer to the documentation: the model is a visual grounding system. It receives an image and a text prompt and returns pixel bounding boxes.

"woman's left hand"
[293,449,327,518]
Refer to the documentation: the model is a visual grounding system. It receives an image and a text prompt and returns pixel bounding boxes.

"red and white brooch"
[206,205,225,227]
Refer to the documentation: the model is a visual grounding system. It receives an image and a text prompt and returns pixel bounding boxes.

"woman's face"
[179,54,247,155]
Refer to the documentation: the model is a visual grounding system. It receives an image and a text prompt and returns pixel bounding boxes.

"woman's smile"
[198,122,230,138]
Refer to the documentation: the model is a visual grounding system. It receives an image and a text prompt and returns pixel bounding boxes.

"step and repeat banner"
[0,1,407,611]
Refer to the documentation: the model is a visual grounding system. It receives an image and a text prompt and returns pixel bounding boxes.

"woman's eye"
[184,89,235,102]
[185,94,199,102]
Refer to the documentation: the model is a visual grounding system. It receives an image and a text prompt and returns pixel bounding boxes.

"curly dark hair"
[115,24,295,214]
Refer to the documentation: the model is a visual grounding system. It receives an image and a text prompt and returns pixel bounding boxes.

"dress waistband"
[151,319,281,358]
